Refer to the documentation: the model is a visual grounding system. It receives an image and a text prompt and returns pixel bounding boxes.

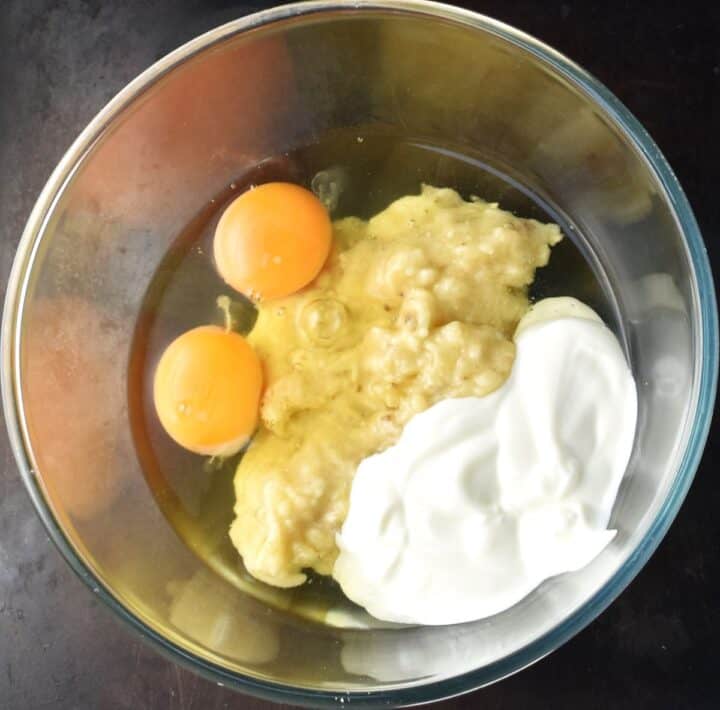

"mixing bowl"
[3,1,717,706]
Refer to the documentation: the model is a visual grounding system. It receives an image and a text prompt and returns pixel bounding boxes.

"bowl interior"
[6,3,714,704]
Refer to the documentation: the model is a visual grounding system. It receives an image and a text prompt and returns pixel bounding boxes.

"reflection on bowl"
[169,569,280,665]
[22,297,128,521]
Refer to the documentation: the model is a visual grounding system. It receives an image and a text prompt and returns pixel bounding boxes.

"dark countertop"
[1,1,718,708]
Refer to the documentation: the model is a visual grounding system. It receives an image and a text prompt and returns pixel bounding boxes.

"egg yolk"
[213,182,332,301]
[153,326,263,456]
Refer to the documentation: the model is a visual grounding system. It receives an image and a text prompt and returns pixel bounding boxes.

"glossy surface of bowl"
[2,1,717,706]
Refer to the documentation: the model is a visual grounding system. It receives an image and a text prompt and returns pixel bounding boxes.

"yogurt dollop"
[333,298,637,625]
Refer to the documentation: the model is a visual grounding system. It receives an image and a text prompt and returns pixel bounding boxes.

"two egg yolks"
[153,182,331,456]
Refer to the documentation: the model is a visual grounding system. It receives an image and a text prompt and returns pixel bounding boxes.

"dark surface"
[1,1,718,708]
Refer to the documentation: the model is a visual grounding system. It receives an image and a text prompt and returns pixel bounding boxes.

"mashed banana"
[230,185,562,587]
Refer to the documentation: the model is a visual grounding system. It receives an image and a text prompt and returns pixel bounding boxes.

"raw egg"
[153,326,263,456]
[213,182,332,301]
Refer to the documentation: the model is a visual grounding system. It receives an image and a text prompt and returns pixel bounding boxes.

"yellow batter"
[229,185,562,587]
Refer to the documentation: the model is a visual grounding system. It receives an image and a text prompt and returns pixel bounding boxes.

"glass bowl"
[2,1,717,706]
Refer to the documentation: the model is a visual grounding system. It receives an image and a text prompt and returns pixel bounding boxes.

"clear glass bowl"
[2,1,717,706]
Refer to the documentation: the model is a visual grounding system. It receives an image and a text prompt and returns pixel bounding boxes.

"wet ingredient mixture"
[334,298,637,624]
[228,185,562,587]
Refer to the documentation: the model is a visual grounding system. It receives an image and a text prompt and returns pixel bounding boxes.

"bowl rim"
[2,0,718,706]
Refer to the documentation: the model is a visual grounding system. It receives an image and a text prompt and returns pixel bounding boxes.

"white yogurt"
[333,298,637,625]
